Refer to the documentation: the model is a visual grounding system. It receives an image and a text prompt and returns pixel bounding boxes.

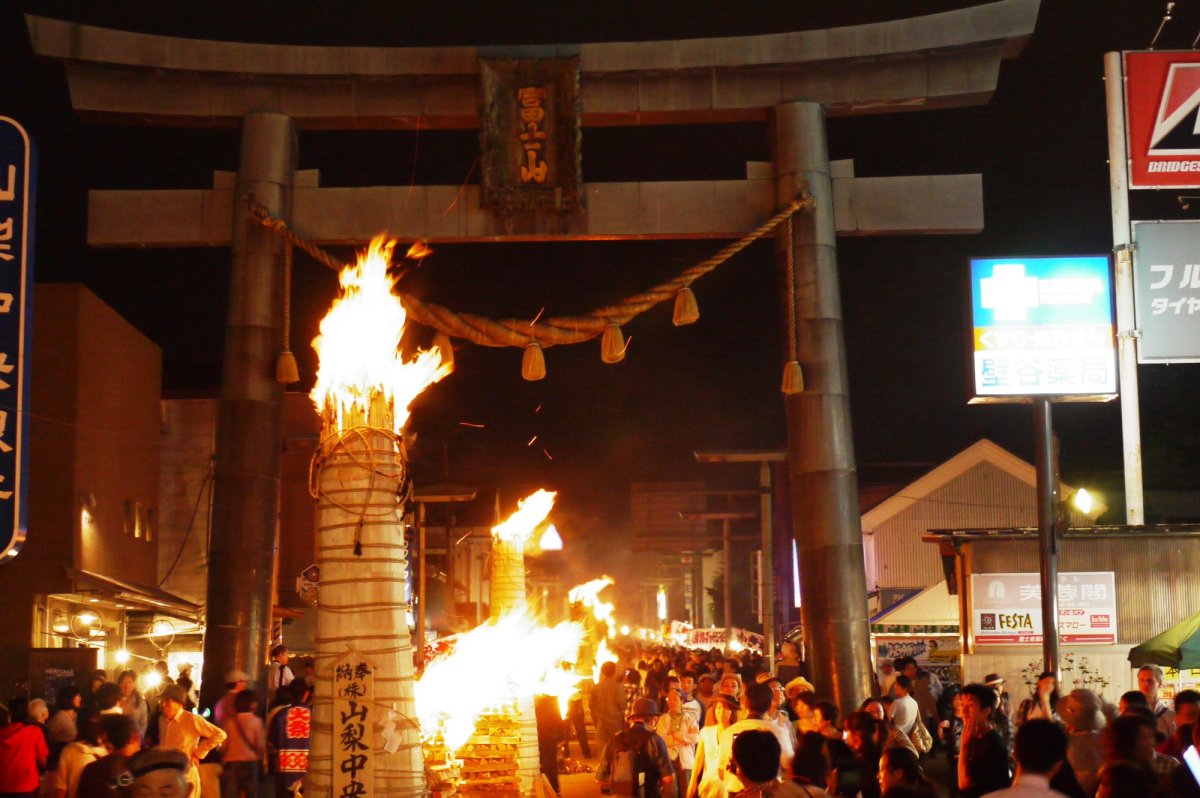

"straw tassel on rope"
[781,213,805,396]
[276,239,300,385]
[672,286,700,326]
[600,323,626,364]
[522,342,546,381]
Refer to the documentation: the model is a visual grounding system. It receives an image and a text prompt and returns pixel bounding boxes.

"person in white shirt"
[717,683,793,793]
[889,675,920,735]
[982,718,1068,798]
[1138,664,1176,741]
[267,645,295,697]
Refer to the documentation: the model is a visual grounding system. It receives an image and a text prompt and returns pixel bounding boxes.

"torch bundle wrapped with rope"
[306,236,452,798]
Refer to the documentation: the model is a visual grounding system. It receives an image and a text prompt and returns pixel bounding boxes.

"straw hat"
[785,676,815,697]
[1056,689,1106,732]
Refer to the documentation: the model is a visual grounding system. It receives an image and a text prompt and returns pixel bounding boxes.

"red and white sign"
[1125,51,1200,188]
[970,572,1117,646]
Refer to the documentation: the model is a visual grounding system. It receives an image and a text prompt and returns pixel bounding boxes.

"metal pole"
[760,462,776,673]
[722,517,732,649]
[200,112,295,711]
[417,502,427,671]
[1034,397,1060,677]
[772,101,873,718]
[1104,51,1146,526]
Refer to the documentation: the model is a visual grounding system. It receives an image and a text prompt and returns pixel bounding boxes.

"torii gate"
[27,0,1039,727]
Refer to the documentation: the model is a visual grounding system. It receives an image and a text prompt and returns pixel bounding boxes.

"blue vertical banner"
[0,118,35,563]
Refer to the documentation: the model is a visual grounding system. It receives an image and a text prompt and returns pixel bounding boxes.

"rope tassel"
[276,350,300,384]
[781,361,805,395]
[601,324,626,364]
[673,287,700,326]
[276,239,299,384]
[522,342,546,381]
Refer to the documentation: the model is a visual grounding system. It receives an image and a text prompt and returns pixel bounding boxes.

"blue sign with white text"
[969,256,1115,400]
[0,118,35,563]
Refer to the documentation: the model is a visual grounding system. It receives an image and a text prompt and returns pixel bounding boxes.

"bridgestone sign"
[1132,220,1200,363]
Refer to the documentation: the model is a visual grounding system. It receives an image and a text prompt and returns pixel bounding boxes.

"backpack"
[611,726,659,798]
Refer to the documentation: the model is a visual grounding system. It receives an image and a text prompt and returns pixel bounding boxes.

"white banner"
[970,572,1117,645]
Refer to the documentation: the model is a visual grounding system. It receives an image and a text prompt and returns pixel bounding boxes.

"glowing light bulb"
[143,671,162,690]
[114,649,130,665]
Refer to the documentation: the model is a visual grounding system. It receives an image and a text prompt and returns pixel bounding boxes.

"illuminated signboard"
[969,255,1116,402]
[0,118,34,564]
[1124,51,1200,189]
[970,572,1117,645]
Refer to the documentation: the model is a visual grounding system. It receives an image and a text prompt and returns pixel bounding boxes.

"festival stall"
[870,580,962,685]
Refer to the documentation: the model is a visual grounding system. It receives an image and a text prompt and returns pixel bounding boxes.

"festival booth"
[1129,611,1200,698]
[870,580,961,685]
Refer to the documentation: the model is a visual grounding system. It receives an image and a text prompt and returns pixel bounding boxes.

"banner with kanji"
[332,650,376,798]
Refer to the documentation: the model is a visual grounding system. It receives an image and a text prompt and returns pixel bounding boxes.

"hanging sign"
[332,649,376,798]
[1124,51,1200,189]
[970,572,1117,645]
[968,255,1116,402]
[296,563,319,607]
[0,118,35,564]
[1131,220,1200,363]
[479,57,582,213]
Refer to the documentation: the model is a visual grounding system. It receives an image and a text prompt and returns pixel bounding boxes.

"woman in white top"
[52,717,106,798]
[686,693,740,798]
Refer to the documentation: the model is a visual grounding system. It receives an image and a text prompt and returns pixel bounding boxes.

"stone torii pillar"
[772,102,873,718]
[199,112,296,710]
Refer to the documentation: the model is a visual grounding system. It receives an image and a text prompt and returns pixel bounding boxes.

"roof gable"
[862,439,1039,531]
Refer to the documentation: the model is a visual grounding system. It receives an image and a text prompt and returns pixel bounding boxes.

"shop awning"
[65,567,202,622]
[1128,611,1200,670]
[871,580,960,635]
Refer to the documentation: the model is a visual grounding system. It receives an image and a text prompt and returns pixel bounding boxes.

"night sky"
[3,1,1200,585]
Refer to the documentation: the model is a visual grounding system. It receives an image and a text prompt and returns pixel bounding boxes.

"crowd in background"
[0,645,312,798]
[585,644,1200,798]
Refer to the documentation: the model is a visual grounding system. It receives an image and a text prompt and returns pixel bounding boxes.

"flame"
[568,576,615,624]
[492,489,556,544]
[415,610,584,750]
[592,638,619,685]
[311,235,452,435]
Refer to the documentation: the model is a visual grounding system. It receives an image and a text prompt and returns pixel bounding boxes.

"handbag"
[909,719,933,754]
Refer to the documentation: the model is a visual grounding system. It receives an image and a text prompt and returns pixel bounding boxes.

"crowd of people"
[0,645,311,798]
[5,641,1200,798]
[586,645,1200,798]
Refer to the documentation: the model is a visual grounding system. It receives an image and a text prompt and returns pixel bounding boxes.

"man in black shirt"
[957,683,1011,798]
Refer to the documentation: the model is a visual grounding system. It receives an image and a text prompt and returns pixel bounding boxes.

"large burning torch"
[489,490,556,797]
[306,236,452,798]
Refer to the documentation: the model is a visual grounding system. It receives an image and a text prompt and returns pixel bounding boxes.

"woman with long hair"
[686,693,739,798]
[1016,671,1060,730]
[115,670,148,737]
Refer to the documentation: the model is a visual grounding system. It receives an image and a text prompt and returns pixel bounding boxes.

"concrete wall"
[158,399,217,604]
[0,285,161,688]
[71,288,160,583]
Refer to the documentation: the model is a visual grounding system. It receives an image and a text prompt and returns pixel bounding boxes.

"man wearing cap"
[984,673,1013,747]
[152,685,225,798]
[122,749,193,798]
[213,671,250,730]
[596,697,675,798]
